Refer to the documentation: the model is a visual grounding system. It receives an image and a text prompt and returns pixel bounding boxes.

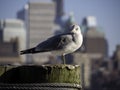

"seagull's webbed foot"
[61,54,66,64]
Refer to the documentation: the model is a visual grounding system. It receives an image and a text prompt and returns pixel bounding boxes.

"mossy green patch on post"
[45,65,81,84]
[0,66,5,76]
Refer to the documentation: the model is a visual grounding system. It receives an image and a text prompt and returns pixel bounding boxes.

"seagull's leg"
[62,54,66,64]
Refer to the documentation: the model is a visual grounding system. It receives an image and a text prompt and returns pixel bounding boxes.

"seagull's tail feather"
[20,47,36,55]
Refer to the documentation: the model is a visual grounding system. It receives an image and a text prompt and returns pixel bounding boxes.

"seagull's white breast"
[52,32,83,56]
[64,33,83,55]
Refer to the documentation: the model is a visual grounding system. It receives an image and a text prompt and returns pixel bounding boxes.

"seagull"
[20,24,83,64]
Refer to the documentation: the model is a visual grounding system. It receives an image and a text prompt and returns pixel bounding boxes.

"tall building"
[21,1,56,64]
[82,16,108,57]
[28,2,55,47]
[53,0,64,23]
[0,19,26,64]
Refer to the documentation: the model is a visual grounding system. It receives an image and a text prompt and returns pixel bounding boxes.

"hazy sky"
[0,0,120,56]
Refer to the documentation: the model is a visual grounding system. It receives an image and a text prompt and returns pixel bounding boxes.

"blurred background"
[0,0,120,89]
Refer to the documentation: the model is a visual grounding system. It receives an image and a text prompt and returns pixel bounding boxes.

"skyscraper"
[27,1,56,64]
[53,0,64,23]
[82,16,108,57]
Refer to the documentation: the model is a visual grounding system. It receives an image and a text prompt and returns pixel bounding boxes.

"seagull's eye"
[76,28,78,30]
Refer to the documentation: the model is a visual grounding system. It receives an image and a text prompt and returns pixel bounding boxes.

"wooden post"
[44,65,81,84]
[0,65,82,90]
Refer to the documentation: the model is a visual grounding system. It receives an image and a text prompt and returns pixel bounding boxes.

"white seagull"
[20,24,83,64]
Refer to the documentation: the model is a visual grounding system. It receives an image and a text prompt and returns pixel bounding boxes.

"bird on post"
[20,24,83,64]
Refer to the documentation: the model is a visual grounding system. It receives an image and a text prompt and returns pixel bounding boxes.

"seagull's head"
[70,24,81,34]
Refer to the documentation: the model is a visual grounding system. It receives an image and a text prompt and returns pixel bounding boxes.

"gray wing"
[35,33,73,52]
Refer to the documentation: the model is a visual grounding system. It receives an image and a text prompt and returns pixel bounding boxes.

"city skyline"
[0,0,120,56]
